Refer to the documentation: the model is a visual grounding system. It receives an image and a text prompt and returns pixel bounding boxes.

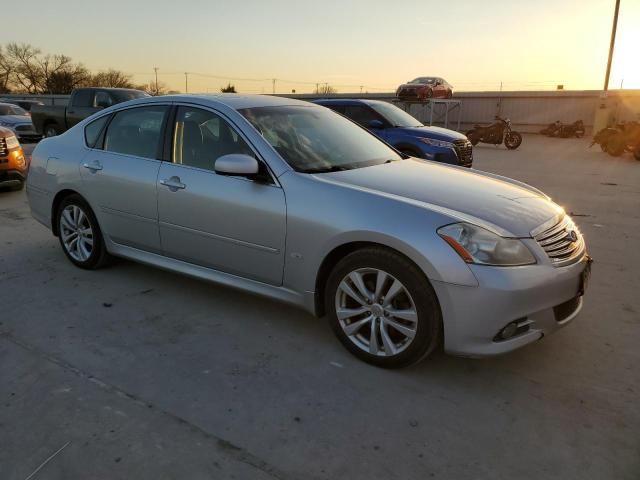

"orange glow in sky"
[2,0,638,93]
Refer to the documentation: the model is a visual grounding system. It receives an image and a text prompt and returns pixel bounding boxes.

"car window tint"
[104,106,168,159]
[94,91,114,108]
[344,105,381,127]
[72,90,93,107]
[324,104,346,115]
[172,106,253,172]
[85,114,111,149]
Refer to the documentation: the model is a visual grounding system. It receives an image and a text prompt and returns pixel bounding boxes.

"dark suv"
[314,99,472,167]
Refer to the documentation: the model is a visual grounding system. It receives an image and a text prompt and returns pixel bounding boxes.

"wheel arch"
[51,189,84,236]
[313,240,437,317]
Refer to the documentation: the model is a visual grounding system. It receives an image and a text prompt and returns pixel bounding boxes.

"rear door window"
[104,106,168,160]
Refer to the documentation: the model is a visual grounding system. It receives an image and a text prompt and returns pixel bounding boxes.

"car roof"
[313,98,386,107]
[122,94,315,111]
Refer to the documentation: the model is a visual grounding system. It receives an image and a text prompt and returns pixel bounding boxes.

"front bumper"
[432,254,590,357]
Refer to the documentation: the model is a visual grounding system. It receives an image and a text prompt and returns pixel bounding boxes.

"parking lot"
[1,136,639,479]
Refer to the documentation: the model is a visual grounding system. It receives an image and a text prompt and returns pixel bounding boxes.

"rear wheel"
[606,136,625,157]
[325,248,442,368]
[504,131,522,150]
[57,194,111,269]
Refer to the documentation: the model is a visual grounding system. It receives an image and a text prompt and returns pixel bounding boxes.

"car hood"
[0,115,31,125]
[316,159,563,237]
[395,125,467,141]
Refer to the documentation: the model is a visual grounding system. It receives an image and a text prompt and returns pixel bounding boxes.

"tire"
[466,130,479,146]
[446,90,453,99]
[504,131,522,150]
[325,247,442,368]
[44,123,59,138]
[606,137,625,157]
[424,88,433,99]
[56,194,111,269]
[600,142,608,152]
[10,181,24,191]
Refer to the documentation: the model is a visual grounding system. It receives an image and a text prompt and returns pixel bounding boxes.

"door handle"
[82,161,103,172]
[160,176,186,191]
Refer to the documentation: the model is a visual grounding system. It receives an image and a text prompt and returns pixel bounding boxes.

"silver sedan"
[26,95,591,368]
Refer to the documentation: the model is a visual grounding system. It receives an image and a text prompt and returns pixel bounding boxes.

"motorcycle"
[558,120,585,138]
[540,121,562,136]
[592,121,640,159]
[466,116,523,150]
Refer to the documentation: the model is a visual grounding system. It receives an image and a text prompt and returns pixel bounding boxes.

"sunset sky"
[2,0,639,93]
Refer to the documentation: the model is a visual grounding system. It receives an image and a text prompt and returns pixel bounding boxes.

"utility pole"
[360,85,363,94]
[272,78,276,94]
[315,83,319,94]
[604,0,620,92]
[184,72,188,93]
[153,67,159,95]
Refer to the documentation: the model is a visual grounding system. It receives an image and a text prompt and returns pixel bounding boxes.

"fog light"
[500,322,519,339]
[494,318,530,342]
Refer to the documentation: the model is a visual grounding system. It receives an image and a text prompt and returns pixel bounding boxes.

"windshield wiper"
[304,165,351,174]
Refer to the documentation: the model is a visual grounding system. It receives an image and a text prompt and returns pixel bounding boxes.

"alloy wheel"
[334,268,418,357]
[60,205,94,262]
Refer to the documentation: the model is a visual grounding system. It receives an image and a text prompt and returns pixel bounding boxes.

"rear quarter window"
[85,114,111,149]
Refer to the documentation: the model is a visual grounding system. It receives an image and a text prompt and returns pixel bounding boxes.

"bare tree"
[314,84,337,95]
[0,46,13,93]
[220,83,236,93]
[6,43,42,93]
[90,69,135,88]
[137,80,169,96]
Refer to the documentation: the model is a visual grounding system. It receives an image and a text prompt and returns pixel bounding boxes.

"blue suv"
[314,99,472,167]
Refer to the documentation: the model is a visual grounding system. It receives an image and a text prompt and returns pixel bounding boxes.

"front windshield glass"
[369,102,422,128]
[409,77,435,84]
[0,104,27,116]
[239,105,401,173]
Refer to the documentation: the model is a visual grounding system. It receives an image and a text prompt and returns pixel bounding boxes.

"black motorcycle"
[558,120,585,138]
[540,121,562,136]
[466,116,523,150]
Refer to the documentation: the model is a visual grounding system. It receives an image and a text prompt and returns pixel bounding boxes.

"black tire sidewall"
[57,194,108,269]
[505,132,522,149]
[325,248,442,368]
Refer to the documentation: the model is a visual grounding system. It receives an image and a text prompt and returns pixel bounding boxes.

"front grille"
[554,296,581,322]
[533,215,585,267]
[0,138,7,157]
[14,124,34,132]
[453,139,473,165]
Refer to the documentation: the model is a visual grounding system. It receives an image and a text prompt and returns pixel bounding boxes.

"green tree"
[221,83,236,93]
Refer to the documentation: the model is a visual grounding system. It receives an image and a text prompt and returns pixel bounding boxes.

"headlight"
[438,222,536,266]
[0,120,10,127]
[5,135,20,149]
[417,137,454,148]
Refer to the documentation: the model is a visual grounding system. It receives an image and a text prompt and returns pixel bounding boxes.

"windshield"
[409,77,435,84]
[239,105,401,173]
[0,104,27,116]
[369,102,422,128]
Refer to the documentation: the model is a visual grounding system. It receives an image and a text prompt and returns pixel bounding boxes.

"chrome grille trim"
[533,215,585,267]
[0,138,7,157]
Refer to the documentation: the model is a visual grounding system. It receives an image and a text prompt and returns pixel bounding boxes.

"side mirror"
[368,119,385,129]
[214,153,259,178]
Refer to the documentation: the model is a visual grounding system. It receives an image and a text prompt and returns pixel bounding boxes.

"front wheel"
[504,131,523,150]
[57,194,111,269]
[466,130,479,146]
[606,137,625,157]
[325,248,442,368]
